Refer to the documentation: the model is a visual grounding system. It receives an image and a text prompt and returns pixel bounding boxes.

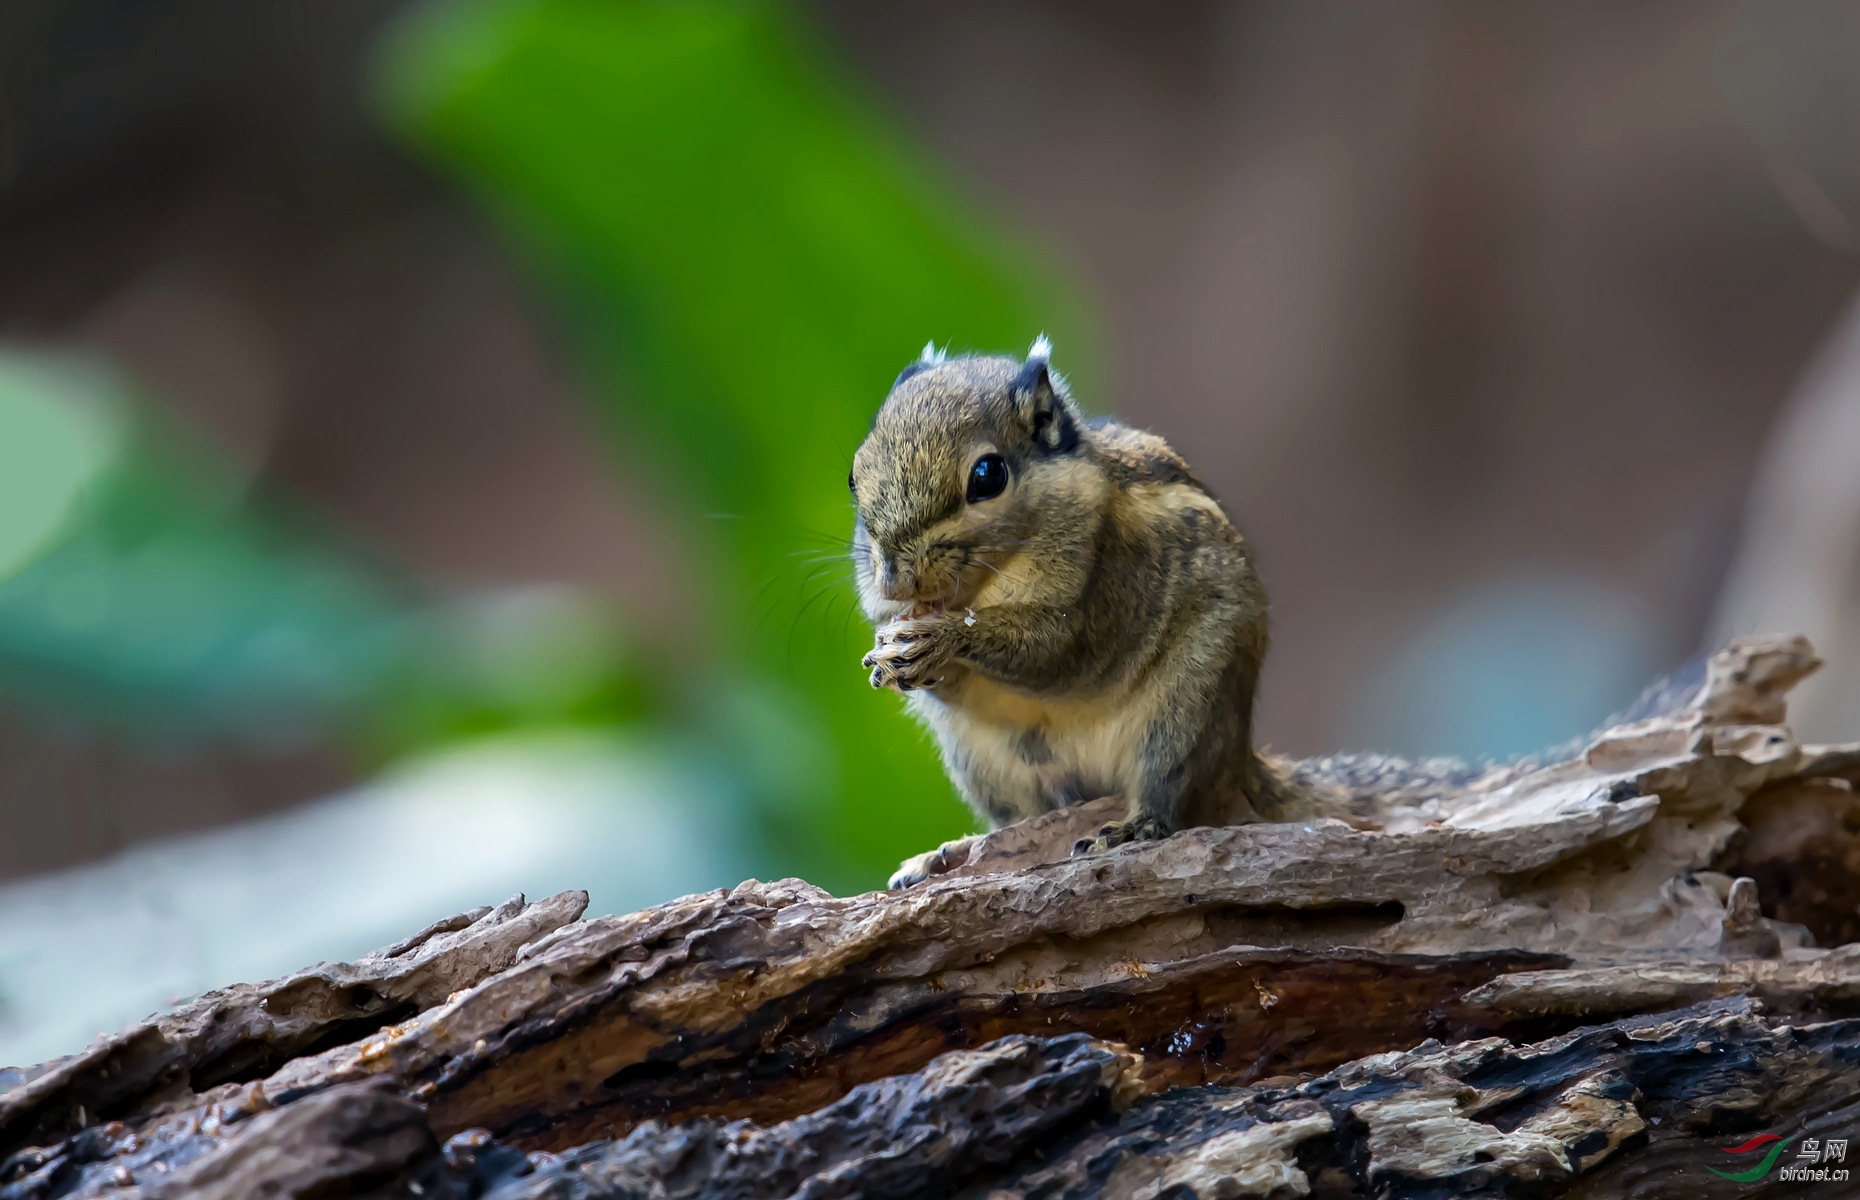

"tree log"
[5,635,1860,1198]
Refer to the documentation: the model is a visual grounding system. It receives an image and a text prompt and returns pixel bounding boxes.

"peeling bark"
[5,635,1860,1199]
[0,891,587,1154]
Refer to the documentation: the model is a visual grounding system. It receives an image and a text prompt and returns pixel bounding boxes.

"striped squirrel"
[851,337,1327,889]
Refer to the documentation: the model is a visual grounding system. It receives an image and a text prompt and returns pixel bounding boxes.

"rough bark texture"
[5,634,1860,1198]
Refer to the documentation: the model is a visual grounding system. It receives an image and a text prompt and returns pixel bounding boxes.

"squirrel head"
[851,336,1094,618]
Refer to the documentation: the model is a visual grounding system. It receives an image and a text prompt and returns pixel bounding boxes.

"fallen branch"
[3,634,1858,1198]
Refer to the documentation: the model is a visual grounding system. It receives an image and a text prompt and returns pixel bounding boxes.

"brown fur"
[850,344,1322,888]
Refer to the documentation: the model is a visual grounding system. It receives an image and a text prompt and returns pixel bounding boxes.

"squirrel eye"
[966,453,1008,503]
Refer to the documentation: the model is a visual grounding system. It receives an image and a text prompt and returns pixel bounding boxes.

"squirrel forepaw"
[1071,814,1171,858]
[862,616,958,692]
[887,835,977,889]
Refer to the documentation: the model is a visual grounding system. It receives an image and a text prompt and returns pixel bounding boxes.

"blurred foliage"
[0,352,652,752]
[375,0,1091,892]
[0,0,1088,897]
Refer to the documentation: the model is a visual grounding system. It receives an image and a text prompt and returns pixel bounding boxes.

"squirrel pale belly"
[851,338,1326,890]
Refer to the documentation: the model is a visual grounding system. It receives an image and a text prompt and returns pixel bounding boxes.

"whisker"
[787,575,850,670]
[787,524,858,550]
[788,553,855,570]
[839,588,863,648]
[743,561,851,637]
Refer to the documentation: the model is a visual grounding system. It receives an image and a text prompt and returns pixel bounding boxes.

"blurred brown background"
[2,0,1857,881]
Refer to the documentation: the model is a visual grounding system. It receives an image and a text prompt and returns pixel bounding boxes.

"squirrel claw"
[869,664,942,693]
[1071,816,1169,857]
[864,616,957,692]
[888,836,976,889]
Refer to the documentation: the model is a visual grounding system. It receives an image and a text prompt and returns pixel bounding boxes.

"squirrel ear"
[892,340,947,388]
[1012,337,1078,453]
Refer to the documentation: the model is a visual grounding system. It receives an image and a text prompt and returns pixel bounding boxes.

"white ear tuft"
[1028,333,1053,362]
[919,341,947,364]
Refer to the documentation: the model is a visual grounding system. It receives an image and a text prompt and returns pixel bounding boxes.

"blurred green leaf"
[0,354,399,739]
[0,351,650,752]
[376,0,1093,891]
[0,357,128,582]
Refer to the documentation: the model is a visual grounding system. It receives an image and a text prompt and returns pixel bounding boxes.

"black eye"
[848,469,856,494]
[966,453,1008,503]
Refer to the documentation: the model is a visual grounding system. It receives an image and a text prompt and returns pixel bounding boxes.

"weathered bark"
[0,891,587,1155]
[5,634,1860,1198]
[408,998,1860,1199]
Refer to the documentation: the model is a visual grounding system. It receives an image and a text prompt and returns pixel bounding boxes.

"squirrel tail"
[1246,752,1356,824]
[1245,749,1489,826]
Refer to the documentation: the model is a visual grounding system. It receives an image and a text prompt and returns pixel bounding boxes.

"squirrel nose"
[877,557,911,601]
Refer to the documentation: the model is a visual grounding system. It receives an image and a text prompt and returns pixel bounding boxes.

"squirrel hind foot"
[1071,814,1170,858]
